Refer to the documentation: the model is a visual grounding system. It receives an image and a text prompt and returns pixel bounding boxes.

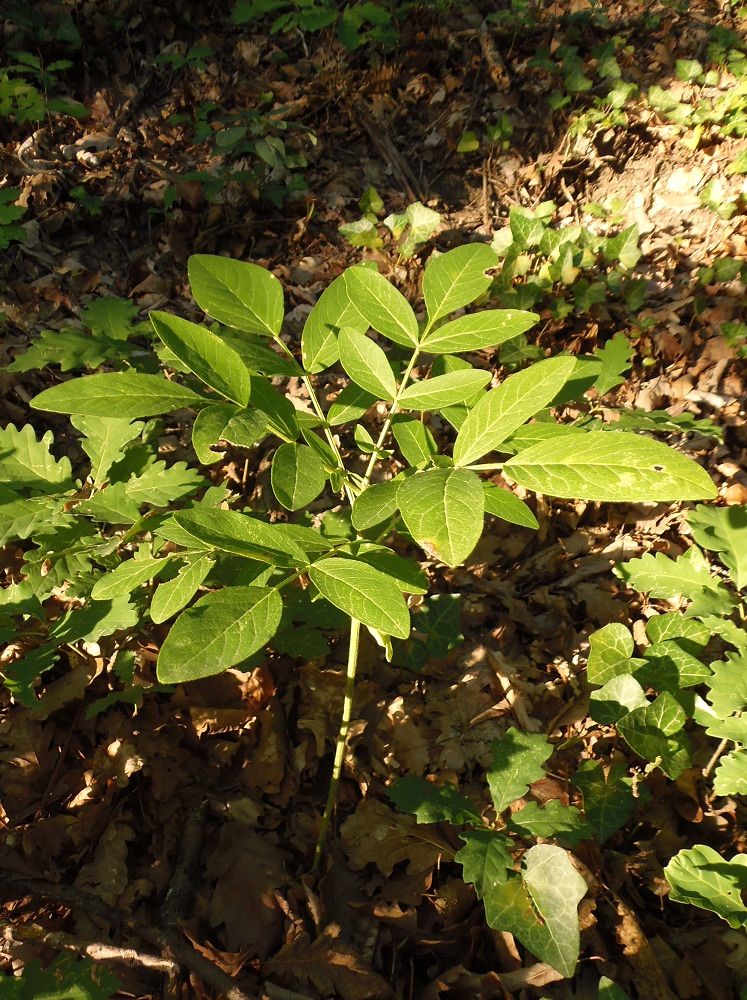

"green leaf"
[76,483,140,525]
[505,431,717,502]
[456,830,514,898]
[707,651,747,718]
[483,484,538,529]
[151,554,214,624]
[249,377,299,441]
[308,557,411,638]
[688,504,747,590]
[488,729,552,814]
[327,383,377,426]
[398,369,490,410]
[0,491,69,546]
[616,547,721,601]
[646,613,710,650]
[271,442,328,510]
[301,272,368,373]
[82,296,139,340]
[338,327,398,399]
[72,415,143,487]
[91,555,173,600]
[157,585,282,682]
[573,760,636,842]
[454,357,576,467]
[391,416,437,467]
[483,844,586,977]
[161,508,308,567]
[192,404,267,464]
[604,224,641,269]
[590,675,648,724]
[587,623,634,685]
[124,461,207,507]
[351,544,428,594]
[599,976,632,999]
[508,800,593,845]
[421,308,538,354]
[665,846,747,929]
[423,244,499,325]
[398,467,485,567]
[31,373,207,418]
[593,333,633,395]
[351,478,402,530]
[0,423,73,494]
[509,207,546,250]
[397,201,442,258]
[714,750,747,797]
[389,776,483,825]
[151,311,251,406]
[7,954,122,1000]
[636,640,711,692]
[188,254,283,336]
[342,266,419,347]
[616,692,691,778]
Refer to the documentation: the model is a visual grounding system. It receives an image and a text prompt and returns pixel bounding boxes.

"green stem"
[465,462,504,471]
[361,344,421,487]
[312,616,361,870]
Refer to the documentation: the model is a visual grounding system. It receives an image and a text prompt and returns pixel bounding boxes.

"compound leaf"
[422,308,538,354]
[338,327,397,399]
[398,369,490,410]
[32,373,207,418]
[342,266,419,347]
[398,467,484,567]
[151,554,215,624]
[423,244,498,325]
[188,254,284,336]
[309,557,410,639]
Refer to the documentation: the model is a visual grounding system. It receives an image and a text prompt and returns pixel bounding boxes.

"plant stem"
[361,345,421,487]
[312,616,361,870]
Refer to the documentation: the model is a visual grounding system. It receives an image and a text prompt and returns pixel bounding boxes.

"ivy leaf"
[151,311,251,406]
[590,675,648,724]
[391,416,437,468]
[714,750,747,797]
[615,547,721,601]
[188,254,284,336]
[488,729,552,814]
[593,333,633,395]
[635,640,711,692]
[453,357,576,467]
[157,585,283,683]
[665,846,747,929]
[483,844,586,977]
[508,800,593,846]
[0,423,73,493]
[342,266,419,347]
[587,623,634,685]
[483,484,538,529]
[421,308,538,354]
[271,443,328,510]
[91,555,173,600]
[509,207,546,249]
[423,244,499,325]
[338,327,398,399]
[616,692,691,778]
[389,776,483,825]
[599,976,632,999]
[124,461,207,507]
[505,432,717,502]
[456,829,514,898]
[573,760,638,842]
[308,557,411,638]
[31,373,208,418]
[301,272,367,373]
[150,554,214,624]
[398,467,485,567]
[646,613,710,650]
[398,370,491,410]
[72,415,144,487]
[160,508,308,567]
[688,504,747,591]
[604,224,641,270]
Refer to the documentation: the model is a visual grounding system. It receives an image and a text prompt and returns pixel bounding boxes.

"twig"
[2,877,256,1000]
[161,801,208,927]
[479,20,511,88]
[351,97,425,203]
[703,738,729,780]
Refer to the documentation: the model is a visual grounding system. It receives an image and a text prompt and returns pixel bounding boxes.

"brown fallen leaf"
[341,798,452,876]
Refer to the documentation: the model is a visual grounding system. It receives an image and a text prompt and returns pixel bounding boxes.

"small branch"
[161,801,208,928]
[703,738,730,780]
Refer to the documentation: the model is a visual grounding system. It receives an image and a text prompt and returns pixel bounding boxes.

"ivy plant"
[3,246,716,892]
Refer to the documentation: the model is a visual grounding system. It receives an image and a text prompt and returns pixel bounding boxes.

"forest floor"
[1,0,746,998]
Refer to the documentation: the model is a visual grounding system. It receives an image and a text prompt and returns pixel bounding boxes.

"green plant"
[339,189,441,258]
[0,187,27,249]
[0,953,121,998]
[4,248,715,904]
[0,50,87,125]
[154,42,215,72]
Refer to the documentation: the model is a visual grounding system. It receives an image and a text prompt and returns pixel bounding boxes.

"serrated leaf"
[271,442,328,510]
[389,776,482,825]
[454,357,576,467]
[351,478,402,530]
[82,296,139,339]
[161,508,308,567]
[593,333,633,395]
[706,650,747,718]
[488,729,552,814]
[616,691,691,778]
[483,844,586,977]
[714,750,747,797]
[338,327,398,399]
[157,585,282,682]
[6,327,132,373]
[398,467,484,567]
[665,846,747,929]
[398,369,490,410]
[506,432,717,502]
[342,266,419,347]
[76,482,140,525]
[31,373,207,418]
[391,415,437,467]
[508,800,593,845]
[483,483,538,529]
[423,244,499,325]
[616,547,721,601]
[0,423,73,493]
[309,557,410,638]
[456,829,514,898]
[124,461,207,507]
[689,504,747,590]
[188,254,284,336]
[151,554,214,624]
[422,308,538,354]
[587,623,634,685]
[72,415,143,487]
[573,760,636,842]
[91,555,173,600]
[301,272,367,373]
[151,311,251,405]
[0,490,69,547]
